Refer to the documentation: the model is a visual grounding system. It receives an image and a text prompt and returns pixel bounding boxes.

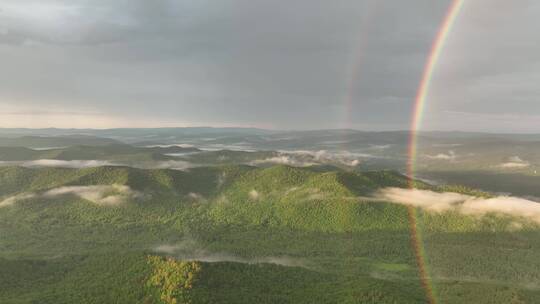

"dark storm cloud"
[0,0,538,131]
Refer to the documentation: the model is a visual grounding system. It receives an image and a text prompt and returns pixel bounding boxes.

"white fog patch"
[0,159,195,171]
[164,152,199,157]
[0,159,120,168]
[425,150,456,161]
[148,160,193,170]
[250,156,316,167]
[0,185,143,207]
[30,146,67,151]
[368,144,392,150]
[145,144,195,148]
[499,156,530,168]
[152,241,305,268]
[509,156,525,163]
[126,160,194,170]
[288,150,369,165]
[0,193,36,208]
[500,162,530,168]
[174,252,304,267]
[251,150,368,167]
[375,188,468,212]
[375,187,540,224]
[43,185,143,205]
[154,244,184,254]
[432,143,462,147]
[198,143,256,152]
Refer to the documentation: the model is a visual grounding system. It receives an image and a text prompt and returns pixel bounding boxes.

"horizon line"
[0,127,539,135]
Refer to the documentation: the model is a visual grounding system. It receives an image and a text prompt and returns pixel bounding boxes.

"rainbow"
[340,1,464,302]
[341,3,380,132]
[408,0,465,177]
[407,1,465,303]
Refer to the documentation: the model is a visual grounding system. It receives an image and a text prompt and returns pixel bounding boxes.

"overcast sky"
[0,0,539,132]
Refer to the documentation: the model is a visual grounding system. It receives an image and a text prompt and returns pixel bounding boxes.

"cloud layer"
[153,240,304,268]
[0,159,118,168]
[27,159,117,168]
[250,156,316,167]
[498,156,530,169]
[0,159,194,170]
[0,184,142,207]
[375,187,540,224]
[425,150,456,161]
[3,1,538,131]
[251,150,366,167]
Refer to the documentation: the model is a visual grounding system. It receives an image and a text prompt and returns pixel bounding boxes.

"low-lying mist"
[0,184,142,207]
[0,159,118,168]
[0,159,195,171]
[152,239,305,268]
[375,187,540,224]
[249,150,379,167]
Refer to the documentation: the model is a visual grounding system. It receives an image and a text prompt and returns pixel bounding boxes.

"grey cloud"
[0,1,538,131]
[425,0,540,132]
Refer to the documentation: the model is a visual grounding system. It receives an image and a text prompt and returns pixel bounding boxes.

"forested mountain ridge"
[1,165,539,303]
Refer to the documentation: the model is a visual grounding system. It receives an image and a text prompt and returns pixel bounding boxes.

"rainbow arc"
[407,1,465,303]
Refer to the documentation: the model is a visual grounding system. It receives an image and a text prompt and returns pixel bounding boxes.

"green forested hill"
[1,165,539,303]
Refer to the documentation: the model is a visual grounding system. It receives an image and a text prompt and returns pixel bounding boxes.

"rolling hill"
[1,165,539,303]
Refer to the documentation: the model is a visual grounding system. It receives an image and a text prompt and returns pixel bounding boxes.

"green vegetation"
[0,253,151,304]
[147,256,201,304]
[1,164,539,303]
